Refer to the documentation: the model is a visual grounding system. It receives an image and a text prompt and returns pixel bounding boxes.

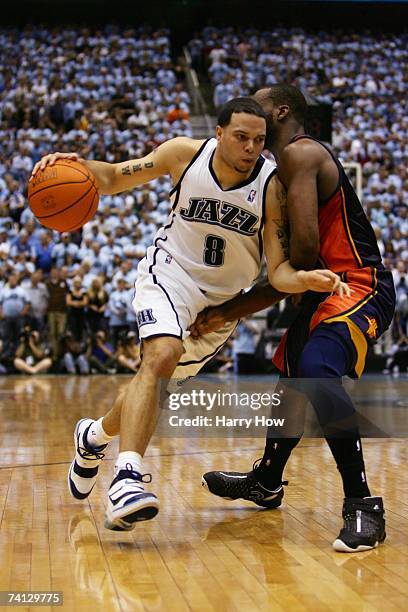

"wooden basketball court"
[0,374,407,611]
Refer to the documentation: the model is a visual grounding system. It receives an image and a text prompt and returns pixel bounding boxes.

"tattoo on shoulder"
[132,164,142,173]
[121,165,131,176]
[144,162,154,169]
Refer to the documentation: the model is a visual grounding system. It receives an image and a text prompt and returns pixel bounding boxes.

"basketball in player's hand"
[28,159,99,232]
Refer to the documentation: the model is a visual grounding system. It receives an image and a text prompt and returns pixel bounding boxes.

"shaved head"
[254,84,308,124]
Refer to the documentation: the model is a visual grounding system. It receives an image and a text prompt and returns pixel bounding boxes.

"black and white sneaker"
[333,496,386,552]
[68,418,107,500]
[105,465,159,531]
[202,460,287,509]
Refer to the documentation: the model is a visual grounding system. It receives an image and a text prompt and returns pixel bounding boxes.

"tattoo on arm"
[272,188,289,258]
[273,215,289,259]
[271,181,289,258]
[128,161,155,174]
[276,180,287,206]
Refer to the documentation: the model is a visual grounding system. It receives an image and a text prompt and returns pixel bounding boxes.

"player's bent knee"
[141,336,183,377]
[298,346,338,378]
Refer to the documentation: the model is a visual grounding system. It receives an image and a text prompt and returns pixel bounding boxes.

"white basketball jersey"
[153,138,276,297]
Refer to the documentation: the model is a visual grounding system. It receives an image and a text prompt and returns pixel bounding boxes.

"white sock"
[87,417,115,448]
[115,451,143,475]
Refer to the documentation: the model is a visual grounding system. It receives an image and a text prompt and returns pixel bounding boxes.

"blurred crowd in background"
[0,25,190,374]
[0,24,406,376]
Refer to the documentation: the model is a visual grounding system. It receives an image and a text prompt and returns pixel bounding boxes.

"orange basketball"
[28,159,99,232]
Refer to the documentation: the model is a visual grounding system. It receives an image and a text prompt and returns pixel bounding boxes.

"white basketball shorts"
[132,246,238,381]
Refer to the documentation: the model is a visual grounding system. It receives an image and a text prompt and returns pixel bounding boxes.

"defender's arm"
[264,175,342,294]
[278,141,321,270]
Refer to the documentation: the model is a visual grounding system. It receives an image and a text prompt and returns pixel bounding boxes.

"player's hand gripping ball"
[28,157,99,232]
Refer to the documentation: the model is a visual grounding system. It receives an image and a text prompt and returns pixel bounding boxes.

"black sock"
[326,436,371,498]
[256,437,301,489]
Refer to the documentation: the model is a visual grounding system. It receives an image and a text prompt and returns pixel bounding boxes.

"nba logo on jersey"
[137,309,157,327]
[247,189,257,203]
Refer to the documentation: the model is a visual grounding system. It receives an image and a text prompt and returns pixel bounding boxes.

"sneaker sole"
[104,517,138,531]
[201,476,283,508]
[332,533,386,553]
[67,418,97,500]
[105,497,159,531]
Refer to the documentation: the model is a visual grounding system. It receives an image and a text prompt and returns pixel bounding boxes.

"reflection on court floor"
[0,374,407,611]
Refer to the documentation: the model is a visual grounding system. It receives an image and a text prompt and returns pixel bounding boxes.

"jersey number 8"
[203,234,225,267]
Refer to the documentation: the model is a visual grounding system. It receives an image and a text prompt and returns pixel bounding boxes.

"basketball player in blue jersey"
[194,85,396,553]
[31,97,348,532]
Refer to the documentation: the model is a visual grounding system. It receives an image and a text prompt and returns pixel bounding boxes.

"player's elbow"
[99,176,117,196]
[290,238,320,271]
[259,280,284,302]
[268,275,283,292]
[97,164,121,195]
[267,266,281,290]
[267,269,275,287]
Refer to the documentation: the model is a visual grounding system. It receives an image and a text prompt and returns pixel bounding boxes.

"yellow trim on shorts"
[325,291,377,322]
[324,316,367,378]
[321,290,377,377]
[341,187,363,268]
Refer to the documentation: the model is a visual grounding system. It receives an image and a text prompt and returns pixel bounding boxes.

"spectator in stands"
[166,104,189,124]
[35,231,54,274]
[59,330,89,375]
[86,330,117,374]
[7,178,25,224]
[78,260,95,290]
[126,285,138,338]
[0,338,8,374]
[23,270,48,332]
[392,260,407,289]
[66,275,88,342]
[46,267,68,357]
[0,226,11,252]
[87,241,106,277]
[51,232,79,268]
[87,276,108,334]
[112,258,137,288]
[10,230,36,261]
[383,312,408,375]
[13,329,52,375]
[0,273,30,357]
[232,318,261,375]
[116,331,141,373]
[108,277,129,348]
[13,251,36,278]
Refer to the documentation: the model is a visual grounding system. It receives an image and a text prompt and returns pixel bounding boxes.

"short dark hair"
[263,84,308,124]
[217,97,266,127]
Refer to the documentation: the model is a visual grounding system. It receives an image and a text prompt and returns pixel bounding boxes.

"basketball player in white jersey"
[31,98,348,531]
